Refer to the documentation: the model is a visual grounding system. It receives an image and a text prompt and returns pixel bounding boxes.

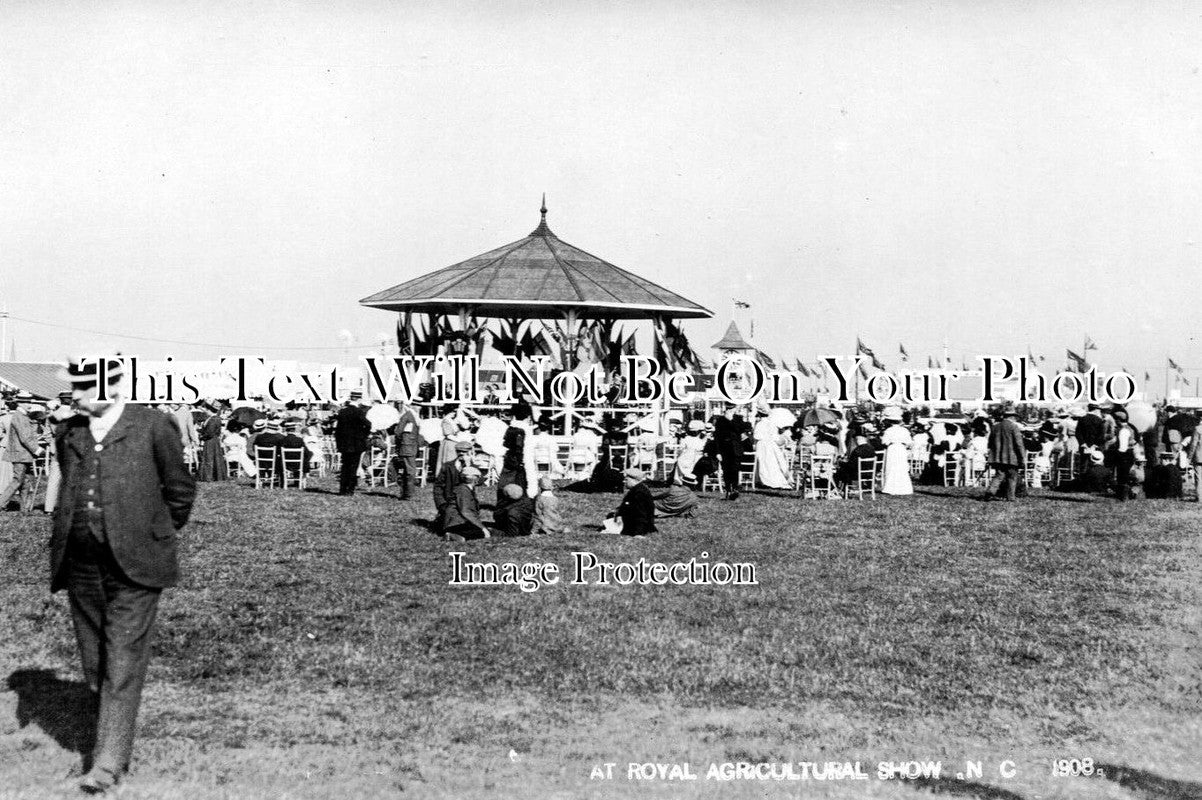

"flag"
[927,356,936,369]
[1066,348,1086,371]
[1169,357,1183,373]
[1084,335,1097,351]
[960,360,969,371]
[856,338,885,370]
[1027,349,1040,365]
[733,299,750,309]
[899,343,909,361]
[796,361,811,377]
[1186,377,1193,387]
[1144,371,1151,382]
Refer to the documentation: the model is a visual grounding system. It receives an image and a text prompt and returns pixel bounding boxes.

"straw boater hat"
[454,441,474,453]
[252,419,268,432]
[58,351,125,387]
[265,419,282,432]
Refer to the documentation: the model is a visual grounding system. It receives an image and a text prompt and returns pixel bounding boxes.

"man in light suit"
[0,392,42,512]
[51,353,196,793]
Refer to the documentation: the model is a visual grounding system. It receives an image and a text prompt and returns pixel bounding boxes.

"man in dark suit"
[712,410,749,501]
[334,391,372,495]
[432,441,472,532]
[394,401,420,500]
[277,420,311,479]
[986,403,1027,501]
[614,467,656,536]
[1075,404,1106,453]
[51,353,196,793]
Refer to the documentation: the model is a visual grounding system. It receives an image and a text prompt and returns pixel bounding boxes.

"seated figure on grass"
[603,468,657,536]
[533,477,571,535]
[443,467,490,542]
[491,483,535,537]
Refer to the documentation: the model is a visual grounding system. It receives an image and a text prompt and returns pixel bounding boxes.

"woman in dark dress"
[196,406,228,481]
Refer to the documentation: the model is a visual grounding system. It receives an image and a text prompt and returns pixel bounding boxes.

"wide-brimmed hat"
[461,466,482,479]
[454,441,474,453]
[1089,449,1105,464]
[882,406,904,422]
[13,391,35,403]
[686,420,705,433]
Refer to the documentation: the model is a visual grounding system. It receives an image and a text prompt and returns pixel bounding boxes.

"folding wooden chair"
[278,447,308,490]
[844,457,877,499]
[254,446,277,489]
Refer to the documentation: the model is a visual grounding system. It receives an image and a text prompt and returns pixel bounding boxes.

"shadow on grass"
[909,776,1026,799]
[1095,763,1202,800]
[6,669,96,757]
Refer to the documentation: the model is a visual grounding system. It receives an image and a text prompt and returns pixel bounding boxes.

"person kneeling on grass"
[491,483,534,537]
[443,467,490,542]
[532,477,570,535]
[603,468,657,536]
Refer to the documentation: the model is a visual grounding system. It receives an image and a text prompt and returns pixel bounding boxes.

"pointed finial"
[530,193,553,236]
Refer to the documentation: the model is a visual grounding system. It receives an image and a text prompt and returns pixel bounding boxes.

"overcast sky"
[3,2,1201,392]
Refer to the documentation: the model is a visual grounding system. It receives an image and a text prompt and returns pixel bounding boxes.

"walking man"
[51,353,196,793]
[986,403,1026,501]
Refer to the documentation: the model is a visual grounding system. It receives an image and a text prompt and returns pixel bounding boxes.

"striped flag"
[1066,349,1087,372]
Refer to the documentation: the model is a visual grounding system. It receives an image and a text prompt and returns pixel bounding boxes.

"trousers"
[0,462,33,510]
[988,464,1021,501]
[338,450,364,494]
[396,453,416,498]
[64,519,162,774]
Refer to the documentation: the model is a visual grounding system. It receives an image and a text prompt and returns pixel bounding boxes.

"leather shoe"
[79,767,121,794]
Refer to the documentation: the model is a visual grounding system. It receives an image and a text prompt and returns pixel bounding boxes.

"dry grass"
[1,478,1200,799]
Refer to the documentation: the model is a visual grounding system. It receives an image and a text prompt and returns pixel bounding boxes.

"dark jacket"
[1075,413,1105,450]
[442,484,484,531]
[395,408,420,457]
[616,481,657,536]
[492,496,534,537]
[433,461,462,518]
[50,404,196,592]
[988,417,1026,467]
[334,404,371,453]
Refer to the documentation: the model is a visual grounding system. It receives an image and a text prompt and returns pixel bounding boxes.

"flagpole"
[1164,353,1169,403]
[854,336,860,403]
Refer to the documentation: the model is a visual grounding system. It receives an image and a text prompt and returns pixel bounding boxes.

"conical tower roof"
[360,201,712,320]
[712,321,754,351]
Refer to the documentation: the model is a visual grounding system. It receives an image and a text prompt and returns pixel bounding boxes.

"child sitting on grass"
[532,477,570,535]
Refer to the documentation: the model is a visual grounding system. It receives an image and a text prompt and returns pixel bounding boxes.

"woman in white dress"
[880,409,913,496]
[753,412,791,489]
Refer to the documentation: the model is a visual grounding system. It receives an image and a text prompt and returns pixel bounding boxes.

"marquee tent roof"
[359,204,712,321]
[0,362,66,400]
[712,321,754,351]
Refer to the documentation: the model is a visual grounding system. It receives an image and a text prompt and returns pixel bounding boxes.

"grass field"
[1,476,1200,799]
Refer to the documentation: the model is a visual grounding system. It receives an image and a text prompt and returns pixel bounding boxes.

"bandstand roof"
[359,203,712,321]
[712,321,754,351]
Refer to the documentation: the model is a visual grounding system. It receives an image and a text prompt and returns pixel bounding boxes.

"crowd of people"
[3,385,1199,523]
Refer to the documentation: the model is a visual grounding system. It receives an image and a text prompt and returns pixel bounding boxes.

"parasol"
[230,407,265,428]
[366,403,401,432]
[1125,402,1156,434]
[802,407,839,427]
[769,408,796,428]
